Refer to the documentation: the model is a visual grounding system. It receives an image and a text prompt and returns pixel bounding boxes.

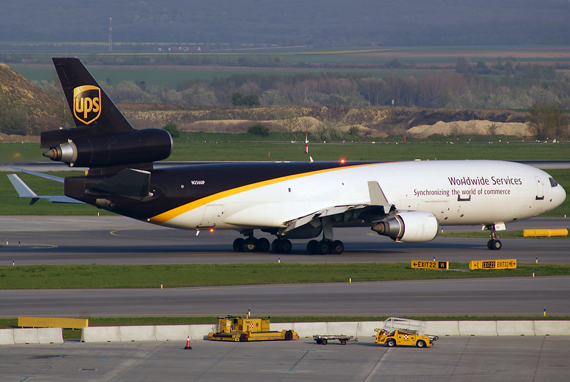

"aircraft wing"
[281,181,393,233]
[281,204,370,232]
[7,173,84,204]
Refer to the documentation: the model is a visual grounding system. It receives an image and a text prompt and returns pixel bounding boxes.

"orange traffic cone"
[185,336,192,350]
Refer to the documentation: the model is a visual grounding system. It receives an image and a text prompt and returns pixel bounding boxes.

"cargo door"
[535,176,544,200]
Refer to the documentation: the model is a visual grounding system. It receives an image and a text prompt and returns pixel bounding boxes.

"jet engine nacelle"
[43,128,172,168]
[372,211,439,242]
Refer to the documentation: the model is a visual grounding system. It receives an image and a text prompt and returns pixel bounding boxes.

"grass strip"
[0,262,569,289]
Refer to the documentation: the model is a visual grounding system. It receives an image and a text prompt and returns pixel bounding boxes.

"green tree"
[163,122,180,138]
[455,57,470,74]
[528,102,569,140]
[247,123,269,137]
[231,92,260,107]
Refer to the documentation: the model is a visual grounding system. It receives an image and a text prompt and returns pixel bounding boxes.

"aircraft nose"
[553,183,566,208]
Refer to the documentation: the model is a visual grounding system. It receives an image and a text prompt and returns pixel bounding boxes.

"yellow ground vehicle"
[207,315,299,342]
[375,328,438,348]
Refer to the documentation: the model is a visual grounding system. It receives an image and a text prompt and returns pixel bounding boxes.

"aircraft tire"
[488,239,502,250]
[243,238,258,252]
[331,240,344,255]
[271,239,280,253]
[307,240,318,254]
[278,239,292,254]
[233,238,245,252]
[317,240,332,255]
[257,238,270,252]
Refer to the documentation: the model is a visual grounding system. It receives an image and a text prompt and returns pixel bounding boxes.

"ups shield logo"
[73,85,101,125]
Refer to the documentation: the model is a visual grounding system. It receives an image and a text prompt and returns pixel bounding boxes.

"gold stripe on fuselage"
[148,162,380,224]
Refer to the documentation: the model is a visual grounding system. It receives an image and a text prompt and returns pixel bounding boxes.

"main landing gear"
[306,239,344,255]
[485,224,502,250]
[232,235,291,253]
[232,229,345,255]
[233,232,270,253]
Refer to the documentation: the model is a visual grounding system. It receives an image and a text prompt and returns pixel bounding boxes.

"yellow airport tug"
[375,328,438,348]
[207,314,299,342]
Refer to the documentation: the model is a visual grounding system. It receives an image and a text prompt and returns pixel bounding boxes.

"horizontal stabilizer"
[9,167,65,183]
[91,169,151,197]
[7,174,83,204]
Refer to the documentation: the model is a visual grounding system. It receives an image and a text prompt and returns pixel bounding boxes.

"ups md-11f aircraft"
[9,58,566,254]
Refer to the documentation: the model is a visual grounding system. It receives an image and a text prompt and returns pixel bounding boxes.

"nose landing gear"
[485,224,503,250]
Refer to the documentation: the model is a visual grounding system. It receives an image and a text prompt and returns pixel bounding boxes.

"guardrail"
[79,321,570,343]
[2,321,568,345]
[0,328,63,345]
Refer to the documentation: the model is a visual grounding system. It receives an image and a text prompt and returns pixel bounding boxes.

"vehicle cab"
[375,328,438,348]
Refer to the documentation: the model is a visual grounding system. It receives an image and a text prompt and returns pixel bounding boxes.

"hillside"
[0,62,64,140]
[0,63,61,119]
[121,104,532,138]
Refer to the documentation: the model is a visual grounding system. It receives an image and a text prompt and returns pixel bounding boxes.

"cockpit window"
[549,177,558,187]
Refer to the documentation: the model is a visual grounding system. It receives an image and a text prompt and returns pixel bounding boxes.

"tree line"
[3,70,568,139]
[80,70,570,112]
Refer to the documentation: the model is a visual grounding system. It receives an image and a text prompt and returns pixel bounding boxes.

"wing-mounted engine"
[372,210,439,242]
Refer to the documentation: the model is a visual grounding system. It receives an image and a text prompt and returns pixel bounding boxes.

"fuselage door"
[535,176,544,200]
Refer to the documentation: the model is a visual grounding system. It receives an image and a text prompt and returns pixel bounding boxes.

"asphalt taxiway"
[1,337,569,382]
[1,216,569,265]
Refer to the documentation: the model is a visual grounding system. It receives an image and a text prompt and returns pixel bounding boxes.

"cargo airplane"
[8,58,566,254]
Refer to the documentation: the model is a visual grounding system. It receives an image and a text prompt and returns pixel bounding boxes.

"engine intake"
[43,128,172,168]
[372,211,439,242]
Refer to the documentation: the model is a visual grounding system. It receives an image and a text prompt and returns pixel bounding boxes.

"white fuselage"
[150,160,566,231]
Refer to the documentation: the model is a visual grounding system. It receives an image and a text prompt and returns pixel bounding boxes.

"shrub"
[163,122,180,138]
[247,123,269,137]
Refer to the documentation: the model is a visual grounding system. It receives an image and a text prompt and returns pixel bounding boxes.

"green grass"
[3,139,570,163]
[168,140,570,162]
[0,263,568,290]
[0,171,110,215]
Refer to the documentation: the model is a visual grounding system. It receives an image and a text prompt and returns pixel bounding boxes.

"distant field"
[10,45,570,88]
[13,65,420,89]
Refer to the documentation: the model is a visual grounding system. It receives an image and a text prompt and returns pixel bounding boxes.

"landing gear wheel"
[257,238,270,252]
[307,240,318,254]
[243,237,258,252]
[317,240,332,255]
[331,240,344,255]
[272,239,279,253]
[487,239,502,250]
[233,238,245,252]
[278,239,292,254]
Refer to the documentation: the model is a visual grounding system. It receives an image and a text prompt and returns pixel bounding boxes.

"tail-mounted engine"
[43,128,172,168]
[372,210,439,242]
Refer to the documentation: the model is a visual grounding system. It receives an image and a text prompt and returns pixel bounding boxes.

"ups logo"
[73,85,101,125]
